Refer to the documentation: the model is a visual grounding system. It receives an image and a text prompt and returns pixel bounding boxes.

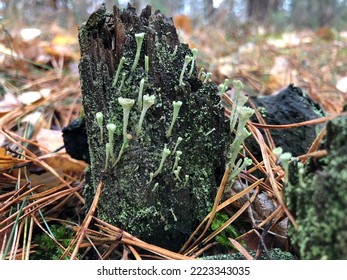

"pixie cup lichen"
[131,32,145,72]
[137,78,145,111]
[106,123,117,162]
[188,48,198,78]
[136,94,156,137]
[179,55,193,86]
[95,112,104,144]
[172,136,183,154]
[112,56,125,87]
[166,101,183,138]
[118,97,135,139]
[149,143,171,183]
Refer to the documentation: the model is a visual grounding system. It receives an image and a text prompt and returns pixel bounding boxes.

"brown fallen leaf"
[39,153,87,177]
[0,147,29,172]
[36,128,64,153]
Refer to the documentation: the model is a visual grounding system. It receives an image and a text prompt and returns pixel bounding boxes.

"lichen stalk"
[136,94,156,137]
[203,72,212,84]
[131,32,145,72]
[166,101,183,138]
[106,123,117,162]
[152,144,171,178]
[112,56,125,87]
[118,97,135,140]
[137,78,145,111]
[179,55,193,86]
[172,136,183,154]
[188,48,198,78]
[95,112,104,144]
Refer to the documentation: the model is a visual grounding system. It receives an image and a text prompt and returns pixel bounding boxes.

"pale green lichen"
[166,101,183,138]
[172,150,182,172]
[137,78,145,111]
[229,80,244,132]
[173,166,182,181]
[131,32,145,72]
[144,55,149,78]
[104,143,110,170]
[188,48,198,78]
[203,72,212,84]
[106,123,117,162]
[285,114,347,259]
[150,143,171,181]
[172,136,183,154]
[95,112,103,144]
[136,94,155,137]
[219,79,229,96]
[112,56,125,87]
[113,134,131,166]
[179,55,193,86]
[118,97,135,140]
[198,67,204,79]
[117,72,126,94]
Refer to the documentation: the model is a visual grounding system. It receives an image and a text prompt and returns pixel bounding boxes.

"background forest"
[2,0,347,31]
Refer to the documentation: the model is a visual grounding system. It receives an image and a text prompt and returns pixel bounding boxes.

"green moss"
[285,114,347,259]
[200,248,294,260]
[31,224,75,260]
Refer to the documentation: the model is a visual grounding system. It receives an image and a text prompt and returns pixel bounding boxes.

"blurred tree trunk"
[290,0,337,28]
[247,0,270,22]
[204,0,215,19]
[247,0,283,24]
[318,0,337,26]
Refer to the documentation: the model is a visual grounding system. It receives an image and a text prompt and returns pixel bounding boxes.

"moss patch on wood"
[78,4,231,250]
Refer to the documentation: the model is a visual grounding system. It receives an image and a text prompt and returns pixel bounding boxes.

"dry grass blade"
[182,180,262,256]
[0,186,80,234]
[201,186,259,246]
[179,165,230,254]
[249,112,347,129]
[250,123,297,229]
[61,179,103,260]
[229,238,254,260]
[0,128,84,204]
[93,217,194,260]
[247,98,276,150]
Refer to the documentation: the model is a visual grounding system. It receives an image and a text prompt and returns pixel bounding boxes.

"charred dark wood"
[78,3,230,251]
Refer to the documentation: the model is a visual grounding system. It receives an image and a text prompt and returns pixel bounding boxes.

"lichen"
[285,114,347,259]
[78,5,231,251]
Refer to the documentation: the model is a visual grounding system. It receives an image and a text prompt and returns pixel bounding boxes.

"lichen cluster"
[285,114,347,259]
[78,4,231,250]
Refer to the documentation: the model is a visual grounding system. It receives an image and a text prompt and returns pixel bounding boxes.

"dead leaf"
[21,111,48,139]
[0,147,28,172]
[0,92,20,117]
[29,169,63,190]
[36,128,64,153]
[39,153,87,177]
[336,76,347,92]
[17,91,44,105]
[20,28,41,42]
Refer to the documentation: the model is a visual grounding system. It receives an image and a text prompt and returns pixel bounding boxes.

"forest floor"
[0,7,346,260]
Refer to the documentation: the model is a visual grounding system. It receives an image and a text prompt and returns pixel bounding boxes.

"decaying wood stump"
[78,4,230,250]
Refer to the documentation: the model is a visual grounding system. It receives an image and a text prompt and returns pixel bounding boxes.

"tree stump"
[285,110,347,259]
[78,4,230,250]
